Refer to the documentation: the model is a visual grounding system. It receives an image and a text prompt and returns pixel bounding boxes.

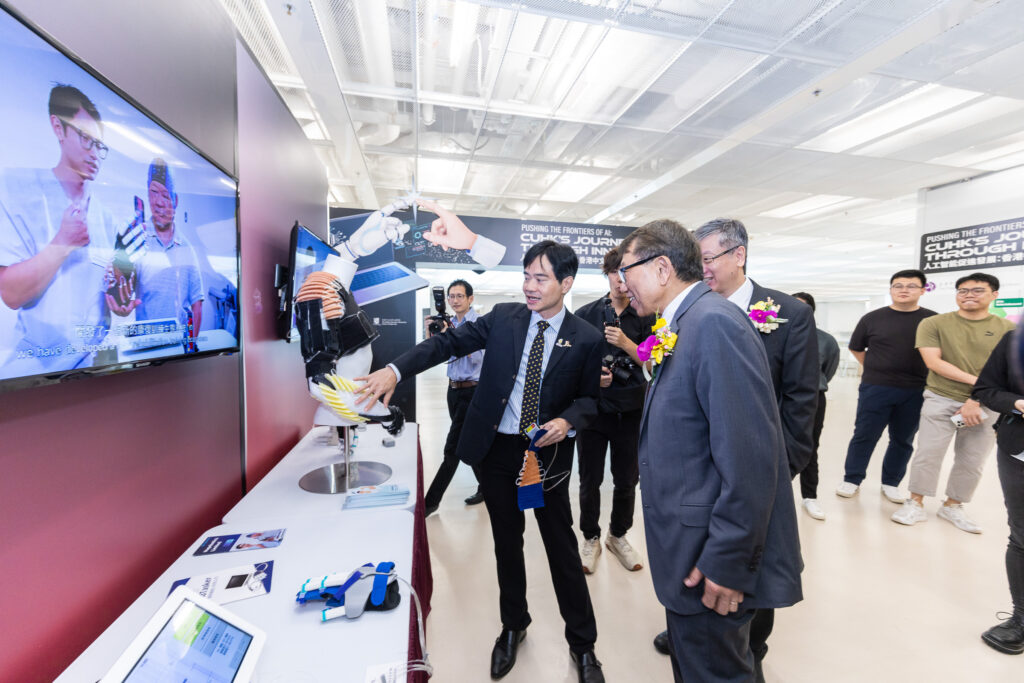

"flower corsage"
[637,317,677,379]
[749,298,787,333]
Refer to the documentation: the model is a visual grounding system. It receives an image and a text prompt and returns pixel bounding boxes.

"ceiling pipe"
[353,0,401,146]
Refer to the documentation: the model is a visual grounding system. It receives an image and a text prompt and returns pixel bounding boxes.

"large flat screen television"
[280,223,338,341]
[0,6,240,391]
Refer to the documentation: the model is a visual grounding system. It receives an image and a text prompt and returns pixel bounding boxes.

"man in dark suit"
[652,218,818,676]
[356,224,606,683]
[619,219,802,682]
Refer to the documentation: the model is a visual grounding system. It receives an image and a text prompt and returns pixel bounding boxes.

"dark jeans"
[997,448,1024,619]
[800,390,827,499]
[577,409,641,540]
[843,383,925,486]
[423,385,479,509]
[481,433,597,653]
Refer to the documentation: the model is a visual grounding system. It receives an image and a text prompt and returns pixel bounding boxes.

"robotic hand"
[295,257,405,435]
[338,196,412,260]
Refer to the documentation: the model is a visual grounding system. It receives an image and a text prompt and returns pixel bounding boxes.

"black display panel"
[0,6,240,390]
[280,223,338,342]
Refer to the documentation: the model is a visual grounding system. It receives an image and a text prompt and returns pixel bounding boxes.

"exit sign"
[994,298,1024,308]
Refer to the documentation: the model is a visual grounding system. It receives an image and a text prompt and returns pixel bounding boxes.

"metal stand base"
[297,425,392,494]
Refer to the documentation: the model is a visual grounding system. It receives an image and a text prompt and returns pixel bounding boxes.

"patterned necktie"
[519,320,549,437]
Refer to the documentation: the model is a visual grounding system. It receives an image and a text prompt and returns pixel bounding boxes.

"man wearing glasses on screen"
[0,84,116,376]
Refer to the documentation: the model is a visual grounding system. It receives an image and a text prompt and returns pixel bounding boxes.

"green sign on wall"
[994,298,1024,308]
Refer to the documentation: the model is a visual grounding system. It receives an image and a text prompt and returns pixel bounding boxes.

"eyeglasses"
[891,284,923,291]
[957,287,990,296]
[447,293,466,301]
[701,244,739,265]
[617,253,661,282]
[62,121,108,159]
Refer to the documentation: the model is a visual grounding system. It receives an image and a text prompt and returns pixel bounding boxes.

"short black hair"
[792,292,815,312]
[49,83,102,128]
[448,279,473,297]
[955,272,1000,291]
[619,219,703,283]
[890,269,926,286]
[601,246,621,275]
[523,240,578,282]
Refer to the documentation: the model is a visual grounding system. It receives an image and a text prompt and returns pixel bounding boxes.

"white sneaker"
[605,534,644,571]
[891,499,927,526]
[581,537,601,574]
[881,485,905,504]
[835,482,859,498]
[802,498,826,521]
[937,503,982,534]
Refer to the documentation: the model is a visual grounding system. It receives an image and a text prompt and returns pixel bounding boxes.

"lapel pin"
[555,338,572,348]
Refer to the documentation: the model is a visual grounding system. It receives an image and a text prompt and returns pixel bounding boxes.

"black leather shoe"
[982,616,1024,654]
[490,628,526,679]
[653,629,670,655]
[465,489,485,505]
[570,649,604,683]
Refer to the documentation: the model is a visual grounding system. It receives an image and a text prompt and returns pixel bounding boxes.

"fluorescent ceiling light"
[855,96,1024,158]
[759,195,854,219]
[799,85,982,154]
[418,158,469,194]
[930,135,1024,168]
[975,149,1024,172]
[860,208,917,225]
[543,171,609,203]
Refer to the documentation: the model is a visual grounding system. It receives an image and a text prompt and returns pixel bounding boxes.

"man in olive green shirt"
[892,272,1015,533]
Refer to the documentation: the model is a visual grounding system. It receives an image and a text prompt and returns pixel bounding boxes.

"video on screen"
[0,9,239,387]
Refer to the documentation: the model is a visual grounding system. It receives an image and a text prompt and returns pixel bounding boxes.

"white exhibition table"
[59,421,424,683]
[222,423,419,524]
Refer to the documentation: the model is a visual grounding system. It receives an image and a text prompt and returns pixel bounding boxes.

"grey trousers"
[907,389,998,502]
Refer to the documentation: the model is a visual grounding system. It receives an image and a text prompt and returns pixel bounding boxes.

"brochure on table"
[171,560,274,605]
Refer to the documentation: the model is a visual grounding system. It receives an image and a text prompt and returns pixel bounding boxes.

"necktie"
[519,320,549,437]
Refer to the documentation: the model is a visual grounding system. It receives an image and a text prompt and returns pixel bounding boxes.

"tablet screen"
[122,598,253,682]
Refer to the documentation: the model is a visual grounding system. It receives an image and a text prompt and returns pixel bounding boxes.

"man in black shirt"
[574,246,655,574]
[836,269,937,502]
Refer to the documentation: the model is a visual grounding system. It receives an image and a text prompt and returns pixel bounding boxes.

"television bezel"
[279,222,338,342]
[0,3,241,393]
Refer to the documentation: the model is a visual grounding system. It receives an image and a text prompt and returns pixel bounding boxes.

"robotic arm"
[294,199,415,434]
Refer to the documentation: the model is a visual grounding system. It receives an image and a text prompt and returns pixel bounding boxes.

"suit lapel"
[544,311,575,378]
[511,306,531,368]
[639,283,710,433]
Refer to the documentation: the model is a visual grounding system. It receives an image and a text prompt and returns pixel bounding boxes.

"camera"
[426,286,451,335]
[603,353,637,384]
[602,297,620,328]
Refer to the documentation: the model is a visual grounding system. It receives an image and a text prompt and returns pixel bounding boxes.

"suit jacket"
[393,302,604,465]
[639,282,803,615]
[748,280,820,477]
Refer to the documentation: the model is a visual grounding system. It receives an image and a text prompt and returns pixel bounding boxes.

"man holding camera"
[573,246,655,574]
[423,279,485,516]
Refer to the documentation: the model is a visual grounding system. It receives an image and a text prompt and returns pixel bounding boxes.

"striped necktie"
[518,320,549,437]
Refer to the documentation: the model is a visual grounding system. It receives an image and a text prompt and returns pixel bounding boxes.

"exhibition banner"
[920,217,1024,274]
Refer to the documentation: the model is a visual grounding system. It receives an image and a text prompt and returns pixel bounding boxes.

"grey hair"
[694,218,749,251]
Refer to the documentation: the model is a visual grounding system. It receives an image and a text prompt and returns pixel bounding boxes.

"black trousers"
[480,433,598,653]
[799,390,827,499]
[843,383,924,486]
[666,607,756,683]
[577,409,641,539]
[997,448,1024,619]
[423,385,480,509]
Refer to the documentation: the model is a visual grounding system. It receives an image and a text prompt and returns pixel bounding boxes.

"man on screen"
[110,158,204,350]
[0,84,116,375]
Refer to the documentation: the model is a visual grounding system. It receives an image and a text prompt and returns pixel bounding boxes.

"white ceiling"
[221,0,1024,300]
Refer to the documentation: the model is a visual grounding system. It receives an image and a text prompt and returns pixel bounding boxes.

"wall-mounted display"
[0,6,239,390]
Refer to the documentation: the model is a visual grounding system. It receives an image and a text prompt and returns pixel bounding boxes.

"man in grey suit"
[618,220,802,682]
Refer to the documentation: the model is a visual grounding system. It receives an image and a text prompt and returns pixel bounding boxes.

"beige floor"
[418,365,1021,681]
